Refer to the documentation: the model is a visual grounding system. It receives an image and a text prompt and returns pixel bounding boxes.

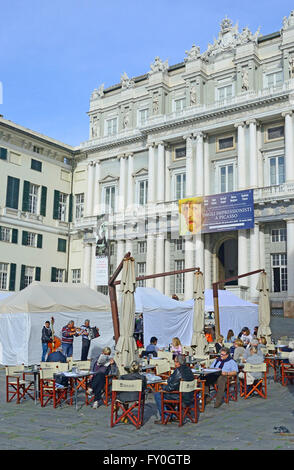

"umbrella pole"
[213,283,220,339]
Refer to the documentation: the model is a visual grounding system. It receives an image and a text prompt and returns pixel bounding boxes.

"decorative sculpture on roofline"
[282,10,294,30]
[120,72,135,90]
[184,44,201,62]
[149,56,169,75]
[90,83,104,100]
[201,16,260,60]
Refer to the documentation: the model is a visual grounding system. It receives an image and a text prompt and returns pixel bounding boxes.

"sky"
[1,0,294,146]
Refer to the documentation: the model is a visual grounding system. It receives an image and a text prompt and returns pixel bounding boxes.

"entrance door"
[217,238,238,285]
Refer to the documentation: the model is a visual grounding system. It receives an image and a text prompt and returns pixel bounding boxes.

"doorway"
[217,238,238,285]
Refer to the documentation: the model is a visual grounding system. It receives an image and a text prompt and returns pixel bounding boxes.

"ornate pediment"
[201,16,260,60]
[134,167,148,177]
[100,174,119,184]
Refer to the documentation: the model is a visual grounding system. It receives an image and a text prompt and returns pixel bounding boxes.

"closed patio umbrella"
[257,271,272,344]
[114,257,138,375]
[191,271,209,356]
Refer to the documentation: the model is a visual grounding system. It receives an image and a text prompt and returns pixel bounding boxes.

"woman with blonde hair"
[215,335,224,353]
[171,337,182,355]
[232,338,245,362]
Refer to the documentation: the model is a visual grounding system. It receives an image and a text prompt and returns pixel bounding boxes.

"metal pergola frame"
[108,252,200,343]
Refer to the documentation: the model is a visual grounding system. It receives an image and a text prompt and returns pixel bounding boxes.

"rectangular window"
[217,84,233,101]
[0,227,11,242]
[217,136,235,152]
[267,125,284,141]
[137,262,146,287]
[72,269,81,283]
[24,266,34,288]
[272,254,287,292]
[269,156,285,185]
[265,71,283,88]
[58,238,67,252]
[27,232,37,247]
[138,109,149,126]
[271,228,287,242]
[175,259,185,294]
[28,183,39,214]
[75,193,84,219]
[33,145,42,154]
[175,239,184,251]
[55,269,65,283]
[175,173,186,200]
[174,147,186,159]
[220,164,234,193]
[58,193,68,221]
[104,186,116,213]
[0,263,8,290]
[138,241,146,254]
[0,147,7,160]
[106,118,118,136]
[31,159,42,172]
[137,180,148,206]
[174,98,186,113]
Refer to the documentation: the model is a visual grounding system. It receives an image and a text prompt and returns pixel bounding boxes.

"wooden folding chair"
[281,362,294,386]
[110,379,145,429]
[39,368,68,408]
[71,360,91,371]
[156,362,171,379]
[160,379,200,426]
[239,363,267,399]
[5,365,35,404]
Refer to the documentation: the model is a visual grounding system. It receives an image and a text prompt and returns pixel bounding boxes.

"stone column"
[165,145,171,201]
[287,219,294,299]
[86,161,95,217]
[155,234,165,292]
[204,136,210,196]
[283,111,294,183]
[184,235,194,300]
[127,153,134,208]
[247,119,258,188]
[164,238,171,295]
[90,243,97,289]
[257,122,264,188]
[185,135,194,197]
[125,238,133,256]
[148,144,155,203]
[157,142,165,203]
[83,243,92,286]
[235,122,246,190]
[195,132,204,196]
[204,234,212,290]
[93,161,101,216]
[238,230,248,286]
[249,222,260,298]
[259,224,265,270]
[146,234,155,288]
[118,155,126,213]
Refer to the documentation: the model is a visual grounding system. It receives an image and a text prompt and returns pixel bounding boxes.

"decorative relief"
[241,68,249,91]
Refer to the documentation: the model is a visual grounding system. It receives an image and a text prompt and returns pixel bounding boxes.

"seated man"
[46,347,68,387]
[116,361,147,402]
[204,347,238,408]
[141,336,159,358]
[153,354,194,424]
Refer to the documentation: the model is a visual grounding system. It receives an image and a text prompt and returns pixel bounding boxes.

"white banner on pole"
[96,256,109,286]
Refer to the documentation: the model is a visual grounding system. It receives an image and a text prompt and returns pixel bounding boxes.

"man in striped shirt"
[61,320,79,358]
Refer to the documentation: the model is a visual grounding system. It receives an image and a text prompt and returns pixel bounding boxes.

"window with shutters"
[6,176,20,209]
[0,263,8,290]
[28,183,39,214]
[24,266,34,288]
[27,232,37,247]
[58,193,68,221]
[55,268,65,283]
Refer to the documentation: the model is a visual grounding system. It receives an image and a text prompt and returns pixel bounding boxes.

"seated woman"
[170,337,182,357]
[279,340,294,364]
[116,361,147,403]
[239,346,264,387]
[87,347,115,409]
[215,336,224,353]
[232,339,245,362]
[226,329,236,343]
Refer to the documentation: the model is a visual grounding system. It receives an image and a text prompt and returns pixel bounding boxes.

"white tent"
[134,287,259,347]
[0,282,114,365]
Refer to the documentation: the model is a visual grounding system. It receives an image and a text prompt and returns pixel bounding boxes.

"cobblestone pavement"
[0,317,294,451]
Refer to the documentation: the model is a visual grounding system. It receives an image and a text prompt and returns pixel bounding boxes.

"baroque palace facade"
[2,12,294,314]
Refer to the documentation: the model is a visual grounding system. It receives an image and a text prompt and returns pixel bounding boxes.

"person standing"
[61,320,79,358]
[41,321,53,362]
[80,319,91,361]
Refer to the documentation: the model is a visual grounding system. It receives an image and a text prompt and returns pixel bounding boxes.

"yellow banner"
[179,197,204,236]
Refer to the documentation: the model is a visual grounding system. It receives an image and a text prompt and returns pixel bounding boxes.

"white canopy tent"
[0,282,114,365]
[134,287,259,348]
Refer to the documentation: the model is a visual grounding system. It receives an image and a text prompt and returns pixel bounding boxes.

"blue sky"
[1,1,293,146]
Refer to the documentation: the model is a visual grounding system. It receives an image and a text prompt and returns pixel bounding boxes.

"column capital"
[117,154,127,160]
[156,141,165,147]
[183,133,195,141]
[194,131,205,141]
[246,118,258,126]
[127,152,134,158]
[282,110,293,118]
[234,121,246,128]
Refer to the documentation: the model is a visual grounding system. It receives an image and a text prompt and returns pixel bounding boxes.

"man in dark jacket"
[41,321,52,362]
[153,354,194,424]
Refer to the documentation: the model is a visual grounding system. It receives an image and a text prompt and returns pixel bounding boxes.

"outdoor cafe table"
[23,365,40,405]
[142,372,167,392]
[61,370,93,410]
